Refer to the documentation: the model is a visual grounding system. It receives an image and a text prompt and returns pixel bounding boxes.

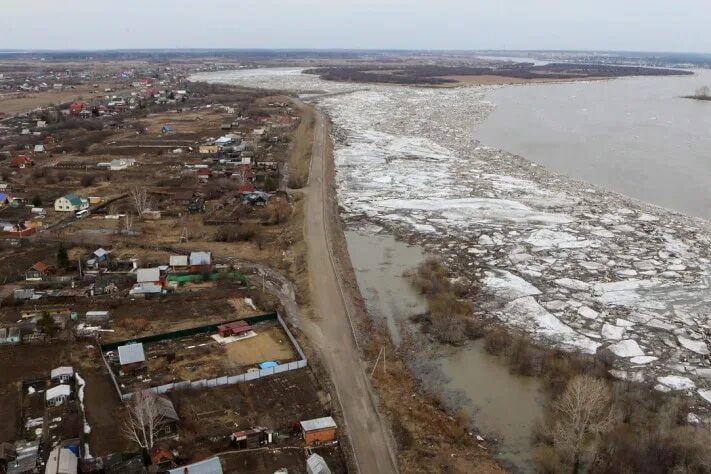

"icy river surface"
[193,67,711,440]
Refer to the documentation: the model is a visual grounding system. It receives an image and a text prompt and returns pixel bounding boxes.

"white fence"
[116,313,308,400]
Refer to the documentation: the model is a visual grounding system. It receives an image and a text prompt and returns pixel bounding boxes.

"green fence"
[167,271,249,287]
[100,312,277,351]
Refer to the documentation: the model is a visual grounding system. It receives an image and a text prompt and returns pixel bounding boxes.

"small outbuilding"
[50,367,74,383]
[118,343,146,373]
[300,417,337,445]
[46,384,71,407]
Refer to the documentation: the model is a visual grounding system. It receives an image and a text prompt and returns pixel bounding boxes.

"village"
[0,59,345,474]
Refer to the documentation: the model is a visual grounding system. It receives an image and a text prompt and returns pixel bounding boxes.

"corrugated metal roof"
[168,456,223,474]
[300,416,337,432]
[118,343,145,365]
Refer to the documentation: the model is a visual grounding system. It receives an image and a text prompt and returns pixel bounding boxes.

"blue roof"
[0,193,8,202]
[258,361,278,369]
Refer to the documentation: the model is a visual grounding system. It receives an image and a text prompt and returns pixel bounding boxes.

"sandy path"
[301,105,399,473]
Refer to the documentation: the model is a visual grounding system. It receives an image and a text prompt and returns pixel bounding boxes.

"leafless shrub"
[552,375,617,472]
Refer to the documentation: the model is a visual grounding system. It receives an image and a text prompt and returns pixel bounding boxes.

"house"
[10,156,33,168]
[217,321,251,338]
[54,194,89,212]
[0,327,20,344]
[33,145,44,154]
[189,252,211,273]
[167,457,223,474]
[45,446,78,474]
[220,123,232,131]
[118,343,145,373]
[46,384,71,406]
[300,417,337,445]
[147,397,179,439]
[214,136,234,146]
[306,453,331,474]
[25,262,50,281]
[50,367,74,384]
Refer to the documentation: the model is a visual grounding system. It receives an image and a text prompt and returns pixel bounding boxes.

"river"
[193,66,711,472]
[476,69,711,219]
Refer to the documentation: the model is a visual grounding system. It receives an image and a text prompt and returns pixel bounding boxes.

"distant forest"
[304,64,693,86]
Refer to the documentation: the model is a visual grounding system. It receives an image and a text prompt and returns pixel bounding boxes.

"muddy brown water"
[346,230,544,472]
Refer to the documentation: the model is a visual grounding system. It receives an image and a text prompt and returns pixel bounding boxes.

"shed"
[300,417,337,445]
[46,384,71,406]
[136,268,160,283]
[167,456,223,474]
[230,428,266,449]
[189,251,211,266]
[85,311,110,323]
[93,248,109,261]
[169,255,188,268]
[118,343,146,366]
[217,321,250,337]
[50,366,74,383]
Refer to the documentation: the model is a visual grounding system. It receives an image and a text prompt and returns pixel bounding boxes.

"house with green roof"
[54,193,89,212]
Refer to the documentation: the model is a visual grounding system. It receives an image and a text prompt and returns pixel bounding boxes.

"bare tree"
[121,391,167,450]
[553,375,618,473]
[695,85,710,98]
[130,186,148,218]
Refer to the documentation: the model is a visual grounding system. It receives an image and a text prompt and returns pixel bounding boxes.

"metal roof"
[136,268,160,283]
[168,457,223,474]
[300,416,337,432]
[93,248,109,258]
[169,255,188,266]
[50,366,74,379]
[46,384,71,401]
[45,447,77,474]
[118,343,145,365]
[189,251,211,265]
[306,453,331,474]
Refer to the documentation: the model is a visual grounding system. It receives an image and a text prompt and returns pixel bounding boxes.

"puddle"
[346,230,545,472]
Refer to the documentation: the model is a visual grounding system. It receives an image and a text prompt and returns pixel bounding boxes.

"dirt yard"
[225,326,296,366]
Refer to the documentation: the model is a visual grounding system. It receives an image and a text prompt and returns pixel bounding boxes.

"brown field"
[0,85,115,115]
[225,326,296,366]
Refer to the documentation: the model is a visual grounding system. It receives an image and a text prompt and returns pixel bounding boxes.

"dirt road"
[301,107,399,473]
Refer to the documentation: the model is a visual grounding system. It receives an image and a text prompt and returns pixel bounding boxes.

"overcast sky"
[2,0,710,53]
